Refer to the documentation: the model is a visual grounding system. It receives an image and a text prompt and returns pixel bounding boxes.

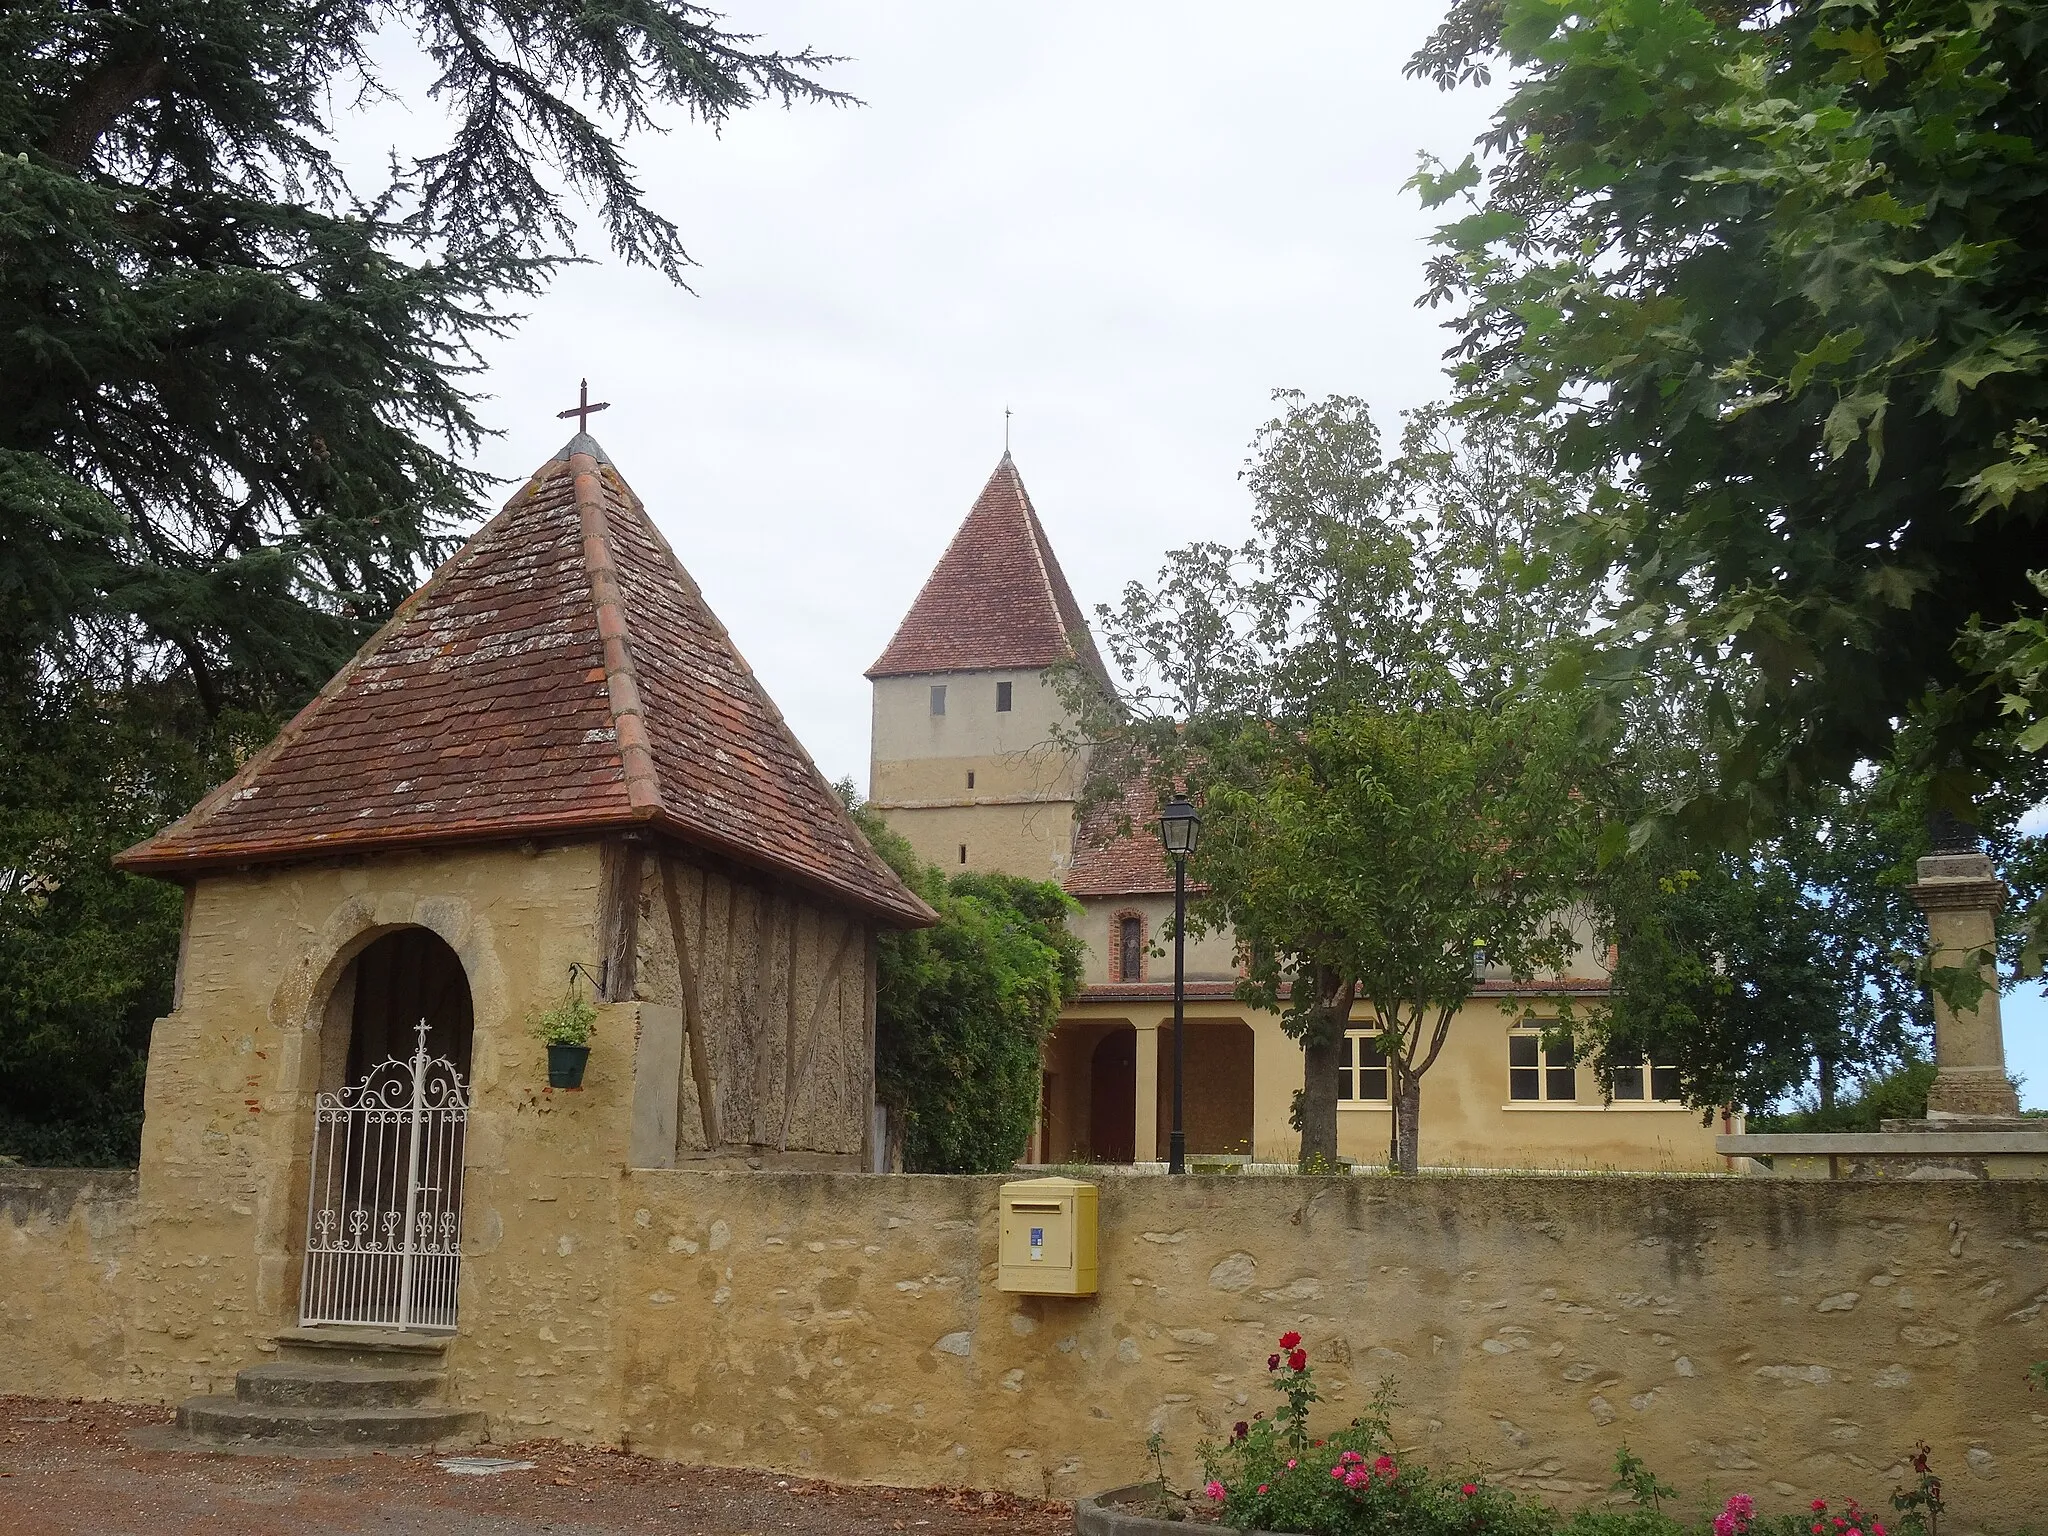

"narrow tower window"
[1119,915,1143,981]
[930,684,947,716]
[966,771,975,790]
[996,680,1013,712]
[958,844,968,865]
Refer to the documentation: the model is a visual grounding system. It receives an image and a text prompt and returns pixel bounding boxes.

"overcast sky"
[340,1,2046,1105]
[346,0,1495,781]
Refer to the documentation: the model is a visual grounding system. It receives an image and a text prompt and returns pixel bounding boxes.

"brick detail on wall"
[1109,908,1148,982]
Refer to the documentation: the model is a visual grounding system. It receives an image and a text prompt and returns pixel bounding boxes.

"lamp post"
[1159,795,1201,1175]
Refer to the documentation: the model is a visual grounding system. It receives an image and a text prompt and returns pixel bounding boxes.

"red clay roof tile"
[1065,772,1184,897]
[118,436,934,927]
[867,454,1109,684]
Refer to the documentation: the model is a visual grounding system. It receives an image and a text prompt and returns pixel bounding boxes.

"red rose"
[1287,1348,1307,1372]
[1233,1422,1249,1442]
[1461,1484,1477,1498]
[1267,1354,1280,1371]
[1278,1331,1302,1350]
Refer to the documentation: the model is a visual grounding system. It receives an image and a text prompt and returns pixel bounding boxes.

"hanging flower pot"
[531,986,597,1091]
[546,1043,590,1090]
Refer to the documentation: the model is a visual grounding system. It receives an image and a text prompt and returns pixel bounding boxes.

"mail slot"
[998,1176,1097,1295]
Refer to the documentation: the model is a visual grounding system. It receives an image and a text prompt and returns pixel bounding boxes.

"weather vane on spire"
[1004,405,1012,454]
[557,378,611,435]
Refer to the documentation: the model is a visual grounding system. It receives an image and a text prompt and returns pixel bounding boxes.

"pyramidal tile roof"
[866,453,1110,684]
[118,435,934,927]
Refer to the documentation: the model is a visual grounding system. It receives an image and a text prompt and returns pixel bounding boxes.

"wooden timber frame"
[615,834,878,1169]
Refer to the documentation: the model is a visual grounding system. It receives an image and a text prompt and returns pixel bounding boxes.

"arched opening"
[1088,1029,1137,1163]
[301,925,474,1332]
[343,928,474,1083]
[1156,1020,1256,1157]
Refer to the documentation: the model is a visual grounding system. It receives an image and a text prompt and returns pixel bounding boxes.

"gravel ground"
[0,1396,1075,1536]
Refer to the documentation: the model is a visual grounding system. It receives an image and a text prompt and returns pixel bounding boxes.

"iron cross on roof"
[557,378,610,434]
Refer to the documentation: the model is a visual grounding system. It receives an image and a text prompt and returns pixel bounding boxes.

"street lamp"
[1159,795,1201,1175]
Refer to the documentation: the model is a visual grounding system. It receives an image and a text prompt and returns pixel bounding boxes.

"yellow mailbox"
[998,1176,1098,1295]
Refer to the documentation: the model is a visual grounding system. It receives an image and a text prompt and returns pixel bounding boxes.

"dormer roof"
[866,453,1109,685]
[118,435,934,927]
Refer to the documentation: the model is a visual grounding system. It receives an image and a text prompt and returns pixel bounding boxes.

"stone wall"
[0,1169,137,1400]
[4,1165,2045,1526]
[609,1174,2048,1522]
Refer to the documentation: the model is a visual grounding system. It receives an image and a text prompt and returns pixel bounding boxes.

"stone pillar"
[1909,852,2021,1119]
[1134,1024,1160,1163]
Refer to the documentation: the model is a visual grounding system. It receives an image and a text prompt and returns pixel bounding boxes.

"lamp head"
[1159,795,1201,857]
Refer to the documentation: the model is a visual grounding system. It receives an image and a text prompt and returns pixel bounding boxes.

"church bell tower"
[865,454,1105,883]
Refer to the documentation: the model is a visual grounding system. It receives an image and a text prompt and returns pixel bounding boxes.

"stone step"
[272,1325,452,1371]
[176,1395,485,1449]
[235,1361,445,1410]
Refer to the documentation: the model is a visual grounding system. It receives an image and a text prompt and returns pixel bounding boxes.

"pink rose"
[1256,1486,1268,1496]
[1461,1484,1477,1498]
[1204,1481,1226,1502]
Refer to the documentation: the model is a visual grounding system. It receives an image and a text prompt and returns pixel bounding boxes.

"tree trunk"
[1393,1072,1421,1175]
[1817,1054,1838,1113]
[1298,1031,1341,1170]
[45,54,169,171]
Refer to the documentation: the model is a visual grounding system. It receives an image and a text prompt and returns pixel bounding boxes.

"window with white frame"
[1337,1030,1389,1102]
[1508,1028,1576,1103]
[1609,1058,1682,1103]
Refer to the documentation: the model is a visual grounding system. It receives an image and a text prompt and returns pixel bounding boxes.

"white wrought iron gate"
[300,1022,469,1331]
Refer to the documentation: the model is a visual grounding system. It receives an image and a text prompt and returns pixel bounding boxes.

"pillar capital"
[1908,852,2006,914]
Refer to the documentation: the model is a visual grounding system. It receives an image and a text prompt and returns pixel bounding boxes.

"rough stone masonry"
[5,1167,2045,1525]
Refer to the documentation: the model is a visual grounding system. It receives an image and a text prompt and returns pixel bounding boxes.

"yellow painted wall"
[1056,895,1714,1172]
[7,1167,2047,1522]
[1070,895,1239,986]
[1043,998,1728,1172]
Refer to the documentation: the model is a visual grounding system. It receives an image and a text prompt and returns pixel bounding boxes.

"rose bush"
[1186,1336,1946,1536]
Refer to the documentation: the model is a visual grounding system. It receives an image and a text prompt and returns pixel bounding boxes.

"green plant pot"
[546,1043,590,1090]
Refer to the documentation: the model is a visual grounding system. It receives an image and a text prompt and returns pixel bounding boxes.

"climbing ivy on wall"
[843,788,1084,1174]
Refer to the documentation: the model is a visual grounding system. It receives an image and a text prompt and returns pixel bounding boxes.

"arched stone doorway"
[341,928,475,1084]
[303,926,474,1332]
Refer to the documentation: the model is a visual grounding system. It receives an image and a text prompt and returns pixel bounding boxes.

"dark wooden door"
[1089,1031,1136,1163]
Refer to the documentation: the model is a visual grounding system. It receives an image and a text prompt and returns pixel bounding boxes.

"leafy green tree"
[0,686,255,1163]
[1581,697,2048,1115]
[842,790,1084,1175]
[1068,393,1599,1171]
[1,1,843,1160]
[1410,0,2048,820]
[1751,1058,1940,1134]
[1200,703,1593,1173]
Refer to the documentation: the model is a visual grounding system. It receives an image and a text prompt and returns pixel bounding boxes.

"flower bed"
[1096,1336,1946,1536]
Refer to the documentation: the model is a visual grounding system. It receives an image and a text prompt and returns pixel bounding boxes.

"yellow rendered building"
[867,455,1734,1172]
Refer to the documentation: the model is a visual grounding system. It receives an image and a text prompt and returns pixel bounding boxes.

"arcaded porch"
[1029,996,1278,1164]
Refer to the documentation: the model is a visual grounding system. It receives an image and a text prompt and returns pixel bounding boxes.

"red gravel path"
[0,1397,1074,1536]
